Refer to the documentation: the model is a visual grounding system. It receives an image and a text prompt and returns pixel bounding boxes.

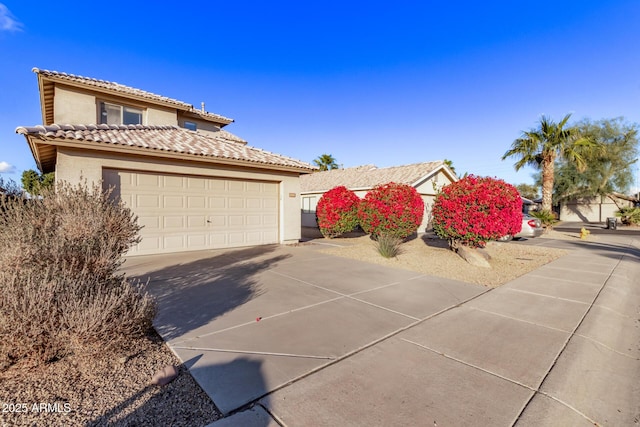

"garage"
[103,169,280,255]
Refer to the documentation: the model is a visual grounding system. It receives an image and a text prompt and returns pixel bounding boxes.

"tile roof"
[32,68,234,125]
[300,161,448,192]
[16,124,316,171]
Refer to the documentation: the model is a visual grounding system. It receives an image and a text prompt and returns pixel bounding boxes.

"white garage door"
[103,169,279,255]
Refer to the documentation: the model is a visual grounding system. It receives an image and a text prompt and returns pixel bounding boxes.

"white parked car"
[498,214,544,241]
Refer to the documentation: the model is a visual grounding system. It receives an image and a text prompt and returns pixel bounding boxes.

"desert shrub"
[316,186,360,238]
[432,175,522,248]
[0,182,156,367]
[530,209,558,229]
[615,206,640,225]
[358,182,424,239]
[374,233,403,258]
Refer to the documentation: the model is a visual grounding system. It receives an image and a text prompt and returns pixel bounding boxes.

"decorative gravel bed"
[0,330,222,427]
[316,231,574,287]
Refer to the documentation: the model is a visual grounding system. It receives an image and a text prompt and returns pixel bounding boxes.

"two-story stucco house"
[16,68,315,255]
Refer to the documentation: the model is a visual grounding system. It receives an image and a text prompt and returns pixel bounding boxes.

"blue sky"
[1,1,639,191]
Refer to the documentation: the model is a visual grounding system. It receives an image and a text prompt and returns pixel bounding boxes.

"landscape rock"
[151,365,179,386]
[456,245,491,268]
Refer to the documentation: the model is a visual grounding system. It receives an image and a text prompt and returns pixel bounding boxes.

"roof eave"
[18,133,314,174]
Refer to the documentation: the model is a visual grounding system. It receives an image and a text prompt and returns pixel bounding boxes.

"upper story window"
[99,101,143,125]
[184,121,197,131]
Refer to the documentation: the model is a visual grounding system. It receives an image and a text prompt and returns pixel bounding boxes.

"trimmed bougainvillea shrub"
[432,175,522,248]
[358,182,424,239]
[316,186,361,238]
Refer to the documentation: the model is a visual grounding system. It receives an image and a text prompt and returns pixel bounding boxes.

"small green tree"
[313,154,339,171]
[540,117,638,208]
[21,169,55,196]
[516,183,539,200]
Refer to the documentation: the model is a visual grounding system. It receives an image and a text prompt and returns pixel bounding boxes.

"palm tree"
[313,154,339,171]
[502,114,596,212]
[443,159,456,175]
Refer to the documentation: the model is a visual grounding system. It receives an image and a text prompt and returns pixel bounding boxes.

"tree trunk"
[541,154,555,212]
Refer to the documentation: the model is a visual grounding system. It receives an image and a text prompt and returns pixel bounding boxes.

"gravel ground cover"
[1,228,583,427]
[0,331,222,427]
[316,230,576,287]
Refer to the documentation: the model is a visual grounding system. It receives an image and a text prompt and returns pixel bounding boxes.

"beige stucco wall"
[52,86,178,126]
[560,197,630,222]
[177,116,222,133]
[55,148,302,244]
[146,106,178,126]
[54,87,97,124]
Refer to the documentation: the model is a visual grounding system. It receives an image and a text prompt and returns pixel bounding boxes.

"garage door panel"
[246,181,261,192]
[187,177,206,190]
[138,236,161,252]
[104,170,280,255]
[164,216,184,228]
[163,175,184,188]
[137,194,160,208]
[164,235,185,250]
[209,197,226,208]
[208,215,226,226]
[163,196,184,208]
[138,216,161,230]
[264,198,278,209]
[228,181,244,192]
[228,232,245,244]
[246,215,261,226]
[263,214,278,226]
[246,231,263,244]
[228,215,244,226]
[188,196,206,208]
[246,198,262,209]
[188,235,207,247]
[137,173,160,187]
[210,233,227,245]
[209,180,226,191]
[263,230,278,242]
[188,216,207,227]
[228,198,244,209]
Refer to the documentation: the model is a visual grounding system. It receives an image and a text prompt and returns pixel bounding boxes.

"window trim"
[184,121,198,131]
[98,100,145,125]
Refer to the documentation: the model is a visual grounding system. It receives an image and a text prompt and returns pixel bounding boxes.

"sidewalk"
[205,233,639,426]
[255,234,638,426]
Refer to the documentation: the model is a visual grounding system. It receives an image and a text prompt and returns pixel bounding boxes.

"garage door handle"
[206,219,211,223]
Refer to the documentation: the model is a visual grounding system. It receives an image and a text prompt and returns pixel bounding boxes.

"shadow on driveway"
[129,245,291,342]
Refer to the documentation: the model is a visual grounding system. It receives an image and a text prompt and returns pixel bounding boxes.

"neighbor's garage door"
[103,169,279,255]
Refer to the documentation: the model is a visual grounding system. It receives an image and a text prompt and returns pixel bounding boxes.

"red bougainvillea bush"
[358,182,424,239]
[432,175,522,248]
[316,186,361,238]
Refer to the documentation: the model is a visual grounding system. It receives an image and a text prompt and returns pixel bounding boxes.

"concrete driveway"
[122,233,640,427]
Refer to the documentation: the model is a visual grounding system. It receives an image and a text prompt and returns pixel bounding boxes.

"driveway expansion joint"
[171,346,335,360]
[467,307,573,333]
[511,251,627,426]
[505,288,591,305]
[573,334,640,360]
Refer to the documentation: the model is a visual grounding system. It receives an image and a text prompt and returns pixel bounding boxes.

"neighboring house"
[559,195,632,223]
[521,196,535,214]
[16,68,315,255]
[300,161,458,232]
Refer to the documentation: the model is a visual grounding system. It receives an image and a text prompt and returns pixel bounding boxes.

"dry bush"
[0,182,156,368]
